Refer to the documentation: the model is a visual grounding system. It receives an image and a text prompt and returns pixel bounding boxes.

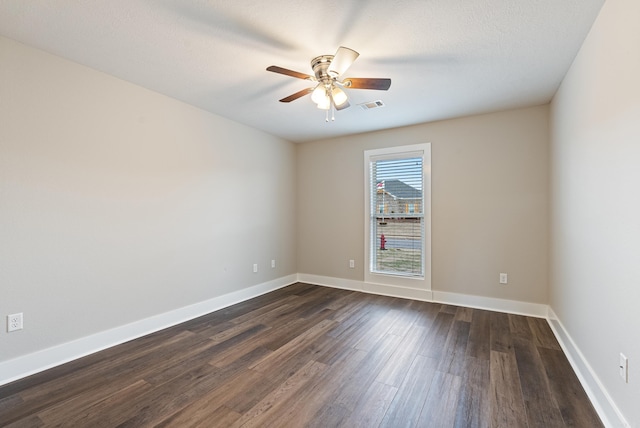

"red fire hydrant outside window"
[380,234,387,250]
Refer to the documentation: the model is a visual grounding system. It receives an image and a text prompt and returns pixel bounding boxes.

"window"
[364,144,431,289]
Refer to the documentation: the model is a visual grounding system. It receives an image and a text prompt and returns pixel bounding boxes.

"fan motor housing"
[311,55,334,83]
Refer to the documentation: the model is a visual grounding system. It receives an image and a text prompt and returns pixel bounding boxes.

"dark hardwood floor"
[0,283,603,427]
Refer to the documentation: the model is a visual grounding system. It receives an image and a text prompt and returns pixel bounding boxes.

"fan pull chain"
[324,100,336,123]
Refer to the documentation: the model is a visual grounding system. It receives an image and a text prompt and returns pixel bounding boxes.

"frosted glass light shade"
[311,85,327,104]
[316,95,330,110]
[332,86,348,106]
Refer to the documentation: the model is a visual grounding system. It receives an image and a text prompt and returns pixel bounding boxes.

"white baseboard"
[547,308,630,428]
[433,290,549,318]
[297,273,434,301]
[0,274,297,387]
[298,273,547,318]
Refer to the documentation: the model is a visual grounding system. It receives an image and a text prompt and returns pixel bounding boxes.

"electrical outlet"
[271,260,276,268]
[619,353,629,383]
[499,273,508,284]
[7,313,23,332]
[253,264,258,273]
[349,259,355,269]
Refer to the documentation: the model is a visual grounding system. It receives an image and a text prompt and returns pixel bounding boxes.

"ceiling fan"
[267,46,391,121]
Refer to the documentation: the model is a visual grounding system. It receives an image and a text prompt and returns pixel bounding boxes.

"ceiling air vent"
[358,100,385,110]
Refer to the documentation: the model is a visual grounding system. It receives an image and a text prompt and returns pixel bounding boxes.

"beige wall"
[297,105,549,303]
[0,36,297,361]
[550,0,640,425]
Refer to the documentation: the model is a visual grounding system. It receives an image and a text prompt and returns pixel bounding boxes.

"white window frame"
[364,143,431,291]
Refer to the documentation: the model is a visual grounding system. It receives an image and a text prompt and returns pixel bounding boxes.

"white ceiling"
[0,0,603,143]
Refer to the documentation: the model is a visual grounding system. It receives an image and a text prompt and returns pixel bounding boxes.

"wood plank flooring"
[0,283,603,427]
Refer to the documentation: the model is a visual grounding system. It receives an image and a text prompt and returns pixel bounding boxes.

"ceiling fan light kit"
[267,46,391,122]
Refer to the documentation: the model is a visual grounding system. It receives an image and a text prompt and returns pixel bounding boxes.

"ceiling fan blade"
[327,46,359,77]
[343,78,392,90]
[267,66,314,80]
[279,88,313,103]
